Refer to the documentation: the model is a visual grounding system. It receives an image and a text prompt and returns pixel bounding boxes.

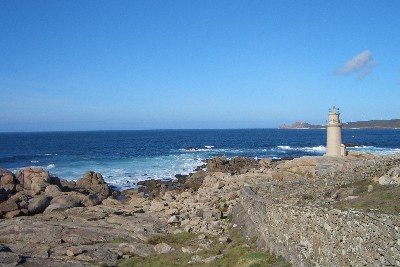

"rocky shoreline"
[1,152,399,266]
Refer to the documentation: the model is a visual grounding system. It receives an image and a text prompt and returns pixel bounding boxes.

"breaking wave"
[277,145,292,150]
[276,145,326,153]
[347,146,400,155]
[46,164,55,169]
[301,145,326,152]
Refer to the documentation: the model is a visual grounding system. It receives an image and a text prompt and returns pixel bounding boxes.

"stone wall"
[237,186,400,267]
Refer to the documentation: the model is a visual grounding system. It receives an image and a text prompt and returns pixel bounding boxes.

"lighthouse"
[326,106,346,157]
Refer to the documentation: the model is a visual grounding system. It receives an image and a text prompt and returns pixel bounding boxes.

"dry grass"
[333,179,400,214]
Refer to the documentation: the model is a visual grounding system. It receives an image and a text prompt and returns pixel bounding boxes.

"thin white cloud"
[335,50,377,80]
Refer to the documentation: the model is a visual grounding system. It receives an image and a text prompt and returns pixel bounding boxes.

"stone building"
[325,106,346,156]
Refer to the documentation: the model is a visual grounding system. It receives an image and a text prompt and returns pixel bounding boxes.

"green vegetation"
[333,179,400,214]
[119,250,191,267]
[250,236,258,244]
[235,254,289,267]
[119,227,291,267]
[145,232,197,246]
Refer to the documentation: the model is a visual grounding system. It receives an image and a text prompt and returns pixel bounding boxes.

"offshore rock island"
[1,152,400,266]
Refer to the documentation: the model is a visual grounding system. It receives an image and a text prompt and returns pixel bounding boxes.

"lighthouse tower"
[326,106,346,157]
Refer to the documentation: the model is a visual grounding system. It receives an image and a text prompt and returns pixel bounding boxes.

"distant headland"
[279,119,400,129]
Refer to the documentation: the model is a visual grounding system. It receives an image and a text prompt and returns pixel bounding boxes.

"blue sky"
[1,0,399,131]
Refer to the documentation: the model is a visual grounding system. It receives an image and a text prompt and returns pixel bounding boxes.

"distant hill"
[279,122,323,129]
[279,119,400,129]
[343,119,400,129]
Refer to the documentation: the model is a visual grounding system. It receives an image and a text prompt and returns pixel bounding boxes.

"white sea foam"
[28,163,56,170]
[348,145,374,150]
[277,146,292,150]
[347,146,400,155]
[73,153,207,189]
[301,145,326,152]
[179,147,213,151]
[30,160,39,163]
[46,164,55,169]
[277,145,326,153]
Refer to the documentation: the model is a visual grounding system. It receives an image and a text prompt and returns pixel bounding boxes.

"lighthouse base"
[325,144,347,157]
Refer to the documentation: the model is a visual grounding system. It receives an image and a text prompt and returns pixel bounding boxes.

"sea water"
[1,129,399,189]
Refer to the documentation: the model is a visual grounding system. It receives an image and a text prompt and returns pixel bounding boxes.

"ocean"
[1,129,399,189]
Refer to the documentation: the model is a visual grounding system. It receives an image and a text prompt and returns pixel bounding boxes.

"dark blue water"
[1,129,399,188]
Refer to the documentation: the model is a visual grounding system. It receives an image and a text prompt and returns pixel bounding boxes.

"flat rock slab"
[0,205,172,266]
[19,258,86,267]
[0,252,22,266]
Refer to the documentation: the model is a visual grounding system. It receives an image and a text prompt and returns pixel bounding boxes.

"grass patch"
[119,252,194,267]
[119,227,291,267]
[250,236,258,244]
[351,181,370,195]
[146,231,197,246]
[333,179,400,214]
[235,253,289,267]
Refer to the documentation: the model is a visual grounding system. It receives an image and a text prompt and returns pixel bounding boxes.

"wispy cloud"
[335,50,377,80]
